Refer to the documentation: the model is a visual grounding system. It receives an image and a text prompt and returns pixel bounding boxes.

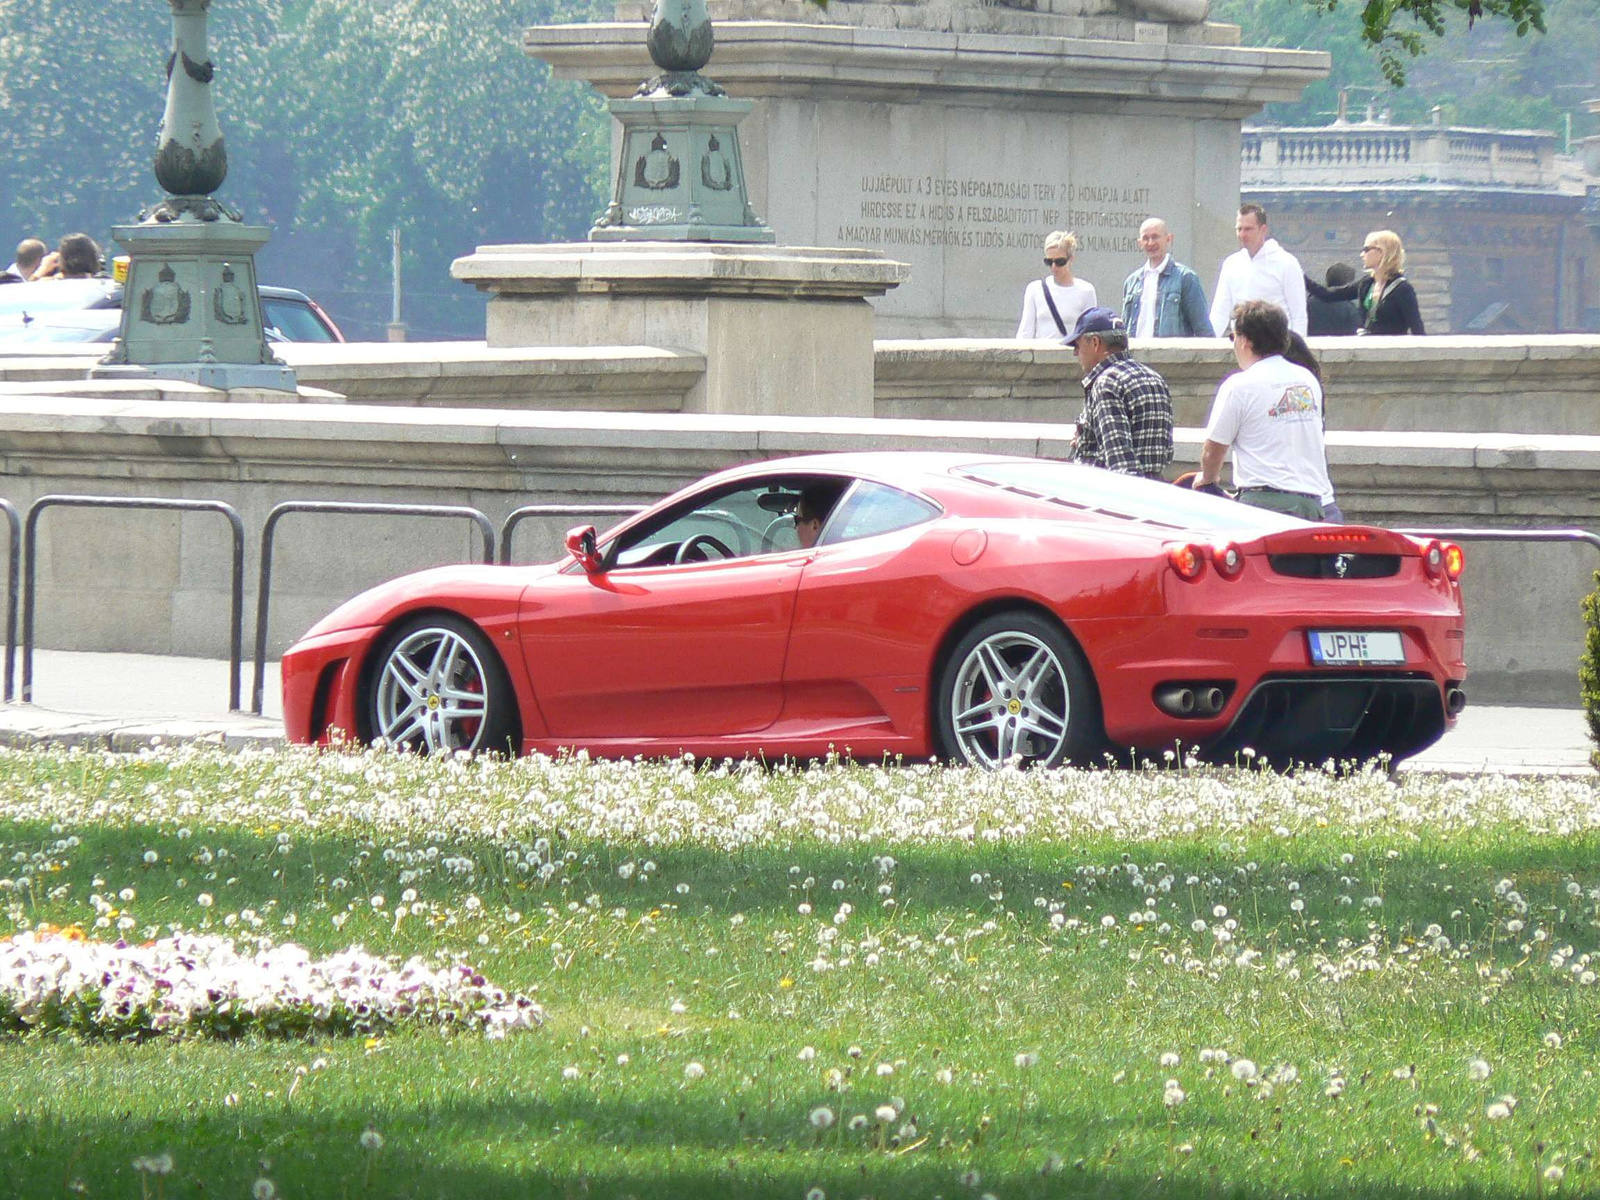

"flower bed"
[0,929,542,1041]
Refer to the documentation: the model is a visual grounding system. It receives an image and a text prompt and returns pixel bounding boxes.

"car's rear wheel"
[365,614,519,755]
[934,611,1102,768]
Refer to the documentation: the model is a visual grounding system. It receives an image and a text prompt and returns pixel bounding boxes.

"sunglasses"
[1043,257,1070,267]
[1361,245,1379,253]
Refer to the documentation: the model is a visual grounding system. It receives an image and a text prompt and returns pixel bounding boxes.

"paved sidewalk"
[0,650,1591,774]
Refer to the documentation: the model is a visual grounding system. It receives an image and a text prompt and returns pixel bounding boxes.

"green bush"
[1581,568,1600,769]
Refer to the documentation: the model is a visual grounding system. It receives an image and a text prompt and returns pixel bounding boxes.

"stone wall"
[8,334,1600,434]
[0,392,1595,707]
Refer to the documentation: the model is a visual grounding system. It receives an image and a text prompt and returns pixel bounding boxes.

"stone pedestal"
[452,241,908,416]
[527,2,1328,336]
[92,218,296,392]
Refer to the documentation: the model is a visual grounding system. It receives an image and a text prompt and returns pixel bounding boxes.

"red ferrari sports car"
[281,452,1467,768]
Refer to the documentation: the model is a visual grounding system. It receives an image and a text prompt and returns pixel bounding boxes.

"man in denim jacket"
[1121,218,1213,338]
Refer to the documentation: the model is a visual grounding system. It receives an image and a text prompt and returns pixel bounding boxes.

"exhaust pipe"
[1446,687,1466,716]
[1155,685,1196,716]
[1197,686,1226,716]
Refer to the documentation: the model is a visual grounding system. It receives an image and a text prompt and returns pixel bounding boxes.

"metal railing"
[251,501,496,714]
[21,496,245,709]
[0,500,18,703]
[498,504,644,565]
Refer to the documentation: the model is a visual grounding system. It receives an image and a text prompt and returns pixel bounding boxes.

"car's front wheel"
[365,614,519,755]
[934,611,1102,768]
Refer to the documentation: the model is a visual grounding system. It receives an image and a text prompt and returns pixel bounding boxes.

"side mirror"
[565,525,601,573]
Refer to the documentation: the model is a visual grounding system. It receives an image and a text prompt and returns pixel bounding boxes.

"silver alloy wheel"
[948,630,1071,767]
[374,626,491,753]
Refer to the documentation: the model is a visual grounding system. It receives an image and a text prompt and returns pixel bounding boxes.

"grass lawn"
[0,746,1597,1199]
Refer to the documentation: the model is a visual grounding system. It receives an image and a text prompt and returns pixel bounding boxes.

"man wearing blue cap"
[1066,306,1174,479]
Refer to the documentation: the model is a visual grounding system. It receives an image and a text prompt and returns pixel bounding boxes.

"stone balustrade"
[1242,123,1562,189]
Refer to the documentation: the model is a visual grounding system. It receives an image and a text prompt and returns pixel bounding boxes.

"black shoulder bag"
[1040,279,1068,336]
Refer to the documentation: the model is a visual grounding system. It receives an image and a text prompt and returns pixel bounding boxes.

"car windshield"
[0,278,120,317]
[955,461,1307,534]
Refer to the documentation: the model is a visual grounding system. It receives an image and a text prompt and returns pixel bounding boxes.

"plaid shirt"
[1074,352,1174,477]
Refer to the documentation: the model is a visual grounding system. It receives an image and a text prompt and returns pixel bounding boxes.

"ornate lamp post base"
[591,95,773,243]
[92,0,295,394]
[91,218,295,392]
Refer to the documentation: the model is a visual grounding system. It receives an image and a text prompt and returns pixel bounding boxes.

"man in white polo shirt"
[1209,204,1307,337]
[1198,300,1330,521]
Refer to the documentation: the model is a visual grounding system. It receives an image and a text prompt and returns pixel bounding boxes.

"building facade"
[1242,116,1598,333]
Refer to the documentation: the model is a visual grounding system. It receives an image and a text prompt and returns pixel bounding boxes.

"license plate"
[1307,630,1405,666]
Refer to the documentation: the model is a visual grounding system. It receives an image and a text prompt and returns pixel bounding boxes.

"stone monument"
[93,0,295,392]
[527,0,1328,336]
[452,0,910,417]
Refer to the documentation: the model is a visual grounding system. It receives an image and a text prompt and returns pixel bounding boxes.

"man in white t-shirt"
[1198,300,1331,521]
[1209,204,1307,337]
[1016,230,1097,339]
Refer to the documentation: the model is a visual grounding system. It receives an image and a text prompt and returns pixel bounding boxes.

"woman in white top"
[1016,231,1097,340]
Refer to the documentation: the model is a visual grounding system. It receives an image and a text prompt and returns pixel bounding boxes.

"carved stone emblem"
[634,134,681,191]
[701,135,732,191]
[213,264,247,326]
[140,264,191,326]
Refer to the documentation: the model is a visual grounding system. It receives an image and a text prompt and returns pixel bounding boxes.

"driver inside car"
[793,484,838,550]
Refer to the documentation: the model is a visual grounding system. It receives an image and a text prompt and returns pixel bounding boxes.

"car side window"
[608,478,845,569]
[820,481,940,545]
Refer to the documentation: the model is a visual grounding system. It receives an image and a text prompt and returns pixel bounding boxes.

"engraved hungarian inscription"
[838,174,1151,252]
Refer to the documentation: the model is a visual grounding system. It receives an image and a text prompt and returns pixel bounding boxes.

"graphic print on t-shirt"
[1267,385,1317,420]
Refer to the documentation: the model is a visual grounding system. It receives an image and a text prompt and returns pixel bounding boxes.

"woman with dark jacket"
[1303,229,1425,335]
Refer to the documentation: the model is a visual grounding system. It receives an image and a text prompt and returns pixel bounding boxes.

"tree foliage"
[1215,0,1589,131]
[0,0,610,338]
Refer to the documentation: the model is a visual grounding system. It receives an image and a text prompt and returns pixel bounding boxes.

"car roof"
[697,451,1304,537]
[0,278,121,316]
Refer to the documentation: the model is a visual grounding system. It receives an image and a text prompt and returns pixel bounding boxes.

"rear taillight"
[1421,539,1445,578]
[1168,543,1206,581]
[1213,542,1245,579]
[1442,542,1464,580]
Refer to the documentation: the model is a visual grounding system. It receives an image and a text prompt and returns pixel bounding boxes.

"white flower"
[1159,1052,1180,1068]
[196,893,213,908]
[874,1104,897,1123]
[683,1061,705,1080]
[252,1180,277,1200]
[1543,1031,1562,1049]
[806,1189,826,1200]
[562,1066,581,1081]
[1014,1051,1039,1068]
[847,1115,869,1132]
[1544,1165,1565,1183]
[935,1068,954,1084]
[875,1062,894,1076]
[1485,1101,1512,1121]
[359,1128,384,1151]
[959,1169,982,1187]
[798,1046,816,1061]
[1467,1058,1492,1081]
[142,851,158,865]
[1163,1081,1186,1107]
[670,1001,687,1014]
[810,1106,835,1129]
[1230,1059,1258,1082]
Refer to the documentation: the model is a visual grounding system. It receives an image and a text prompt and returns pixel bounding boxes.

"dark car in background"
[0,279,344,346]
